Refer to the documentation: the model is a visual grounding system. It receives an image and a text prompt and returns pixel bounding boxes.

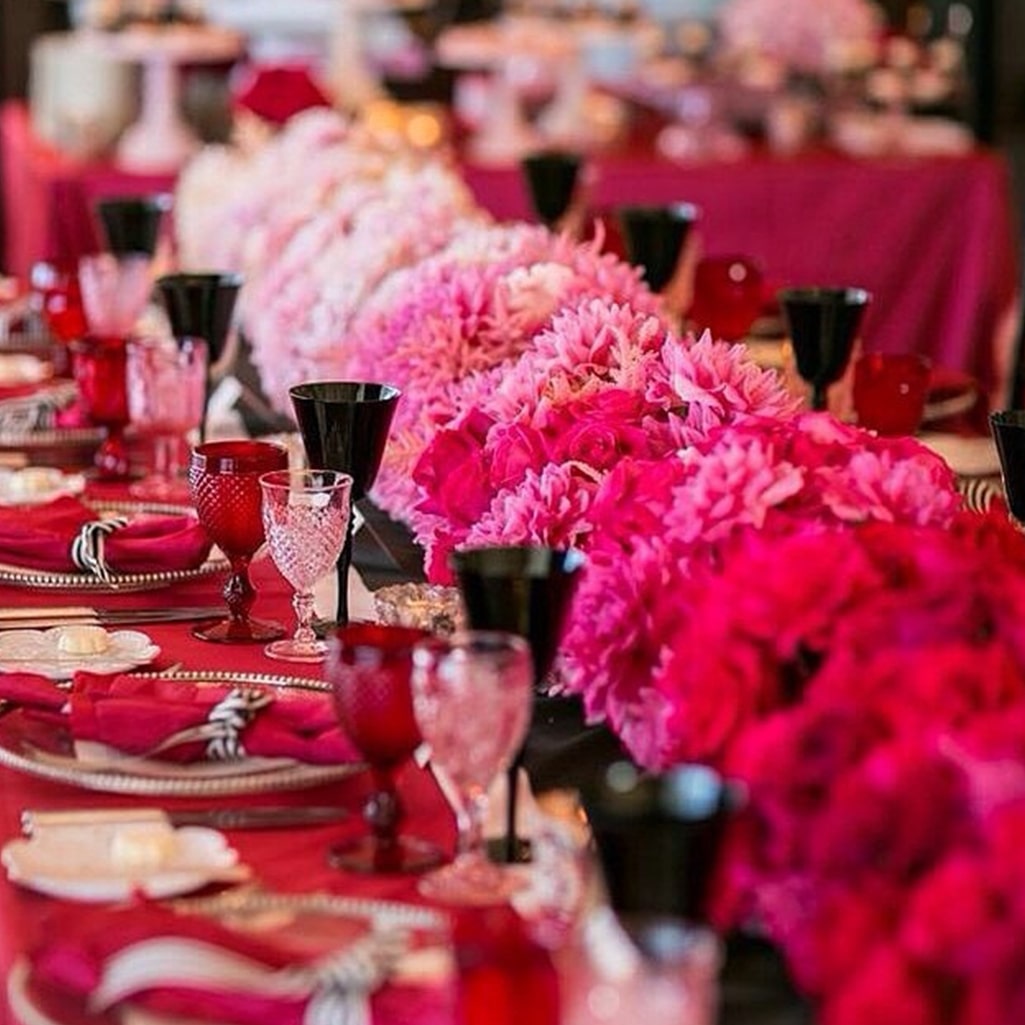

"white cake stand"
[81,26,244,173]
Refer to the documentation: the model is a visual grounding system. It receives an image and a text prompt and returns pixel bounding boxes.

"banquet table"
[0,475,810,1025]
[2,98,1019,401]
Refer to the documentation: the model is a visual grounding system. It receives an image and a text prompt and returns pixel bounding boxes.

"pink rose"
[486,422,550,489]
[823,943,938,1025]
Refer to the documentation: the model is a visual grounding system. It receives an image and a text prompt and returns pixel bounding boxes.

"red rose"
[413,408,495,526]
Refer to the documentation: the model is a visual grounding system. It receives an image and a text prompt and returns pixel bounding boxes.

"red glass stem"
[94,426,131,481]
[223,554,256,623]
[366,766,406,872]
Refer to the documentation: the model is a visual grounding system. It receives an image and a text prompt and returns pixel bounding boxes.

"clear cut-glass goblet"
[187,439,288,643]
[259,469,353,663]
[412,630,534,905]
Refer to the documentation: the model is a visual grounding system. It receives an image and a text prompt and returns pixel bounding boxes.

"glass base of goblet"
[193,616,285,644]
[328,833,446,875]
[264,637,328,663]
[417,851,528,906]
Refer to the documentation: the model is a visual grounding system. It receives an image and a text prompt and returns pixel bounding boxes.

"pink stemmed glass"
[412,630,534,904]
[187,440,289,644]
[259,468,353,663]
[327,624,447,874]
[127,335,208,500]
[69,334,131,481]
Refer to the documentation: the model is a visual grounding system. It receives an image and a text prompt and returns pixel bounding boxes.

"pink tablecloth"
[466,148,1020,399]
[0,536,459,1025]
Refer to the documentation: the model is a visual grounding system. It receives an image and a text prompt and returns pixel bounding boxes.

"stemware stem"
[223,555,256,625]
[335,513,356,626]
[454,786,487,859]
[291,589,319,648]
[366,767,404,870]
[812,384,829,411]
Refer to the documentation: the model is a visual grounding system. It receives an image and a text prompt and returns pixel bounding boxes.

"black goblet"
[95,193,172,258]
[779,286,871,411]
[581,760,741,956]
[451,545,585,863]
[156,272,243,442]
[521,150,582,229]
[290,381,400,627]
[619,203,699,294]
[990,410,1025,524]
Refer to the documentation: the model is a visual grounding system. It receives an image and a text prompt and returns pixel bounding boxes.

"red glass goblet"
[689,255,765,342]
[187,440,288,643]
[69,335,131,481]
[327,623,446,874]
[30,261,88,344]
[853,353,931,436]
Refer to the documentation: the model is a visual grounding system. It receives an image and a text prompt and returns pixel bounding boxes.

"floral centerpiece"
[345,222,663,518]
[174,108,372,273]
[708,512,1025,1025]
[409,301,798,580]
[241,160,483,415]
[716,0,885,76]
[558,413,960,768]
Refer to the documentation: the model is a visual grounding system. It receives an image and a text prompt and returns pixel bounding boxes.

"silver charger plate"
[0,670,362,797]
[0,498,229,592]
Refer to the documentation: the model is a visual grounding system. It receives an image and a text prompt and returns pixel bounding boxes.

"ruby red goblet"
[187,439,288,643]
[327,623,445,874]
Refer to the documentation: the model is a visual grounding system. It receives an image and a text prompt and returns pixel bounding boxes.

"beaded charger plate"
[7,890,447,1025]
[0,670,362,797]
[0,498,229,592]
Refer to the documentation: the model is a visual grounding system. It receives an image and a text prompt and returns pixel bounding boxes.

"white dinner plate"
[2,820,247,902]
[0,468,85,507]
[0,627,159,680]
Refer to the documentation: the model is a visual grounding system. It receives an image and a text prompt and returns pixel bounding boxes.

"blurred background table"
[2,95,1019,401]
[465,144,1019,401]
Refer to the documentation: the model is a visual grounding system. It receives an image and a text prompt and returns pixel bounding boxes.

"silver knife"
[21,805,348,835]
[0,606,223,629]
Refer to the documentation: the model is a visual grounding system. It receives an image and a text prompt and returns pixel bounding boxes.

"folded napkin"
[30,902,406,1025]
[1,671,358,767]
[232,64,333,126]
[0,495,212,578]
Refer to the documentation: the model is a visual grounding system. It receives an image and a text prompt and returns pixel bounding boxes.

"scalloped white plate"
[0,468,85,507]
[2,820,246,902]
[0,627,159,680]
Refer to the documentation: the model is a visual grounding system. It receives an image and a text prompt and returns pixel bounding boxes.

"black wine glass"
[521,150,582,229]
[778,286,871,411]
[155,272,244,441]
[990,410,1025,524]
[290,381,400,627]
[450,545,585,863]
[581,760,741,957]
[619,203,699,294]
[95,193,173,258]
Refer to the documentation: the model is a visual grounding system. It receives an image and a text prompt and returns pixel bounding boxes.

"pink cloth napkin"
[29,902,436,1025]
[0,495,212,575]
[0,671,358,766]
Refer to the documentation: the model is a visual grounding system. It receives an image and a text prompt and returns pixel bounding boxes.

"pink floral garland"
[410,298,798,580]
[559,412,960,769]
[345,223,661,518]
[709,512,1025,1025]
